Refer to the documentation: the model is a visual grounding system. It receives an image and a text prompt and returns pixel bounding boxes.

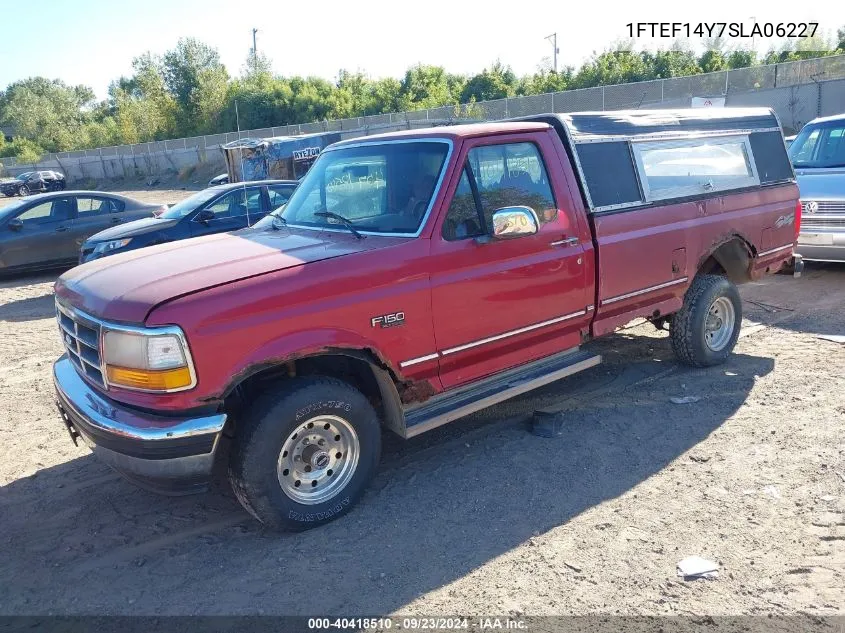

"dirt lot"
[0,201,843,616]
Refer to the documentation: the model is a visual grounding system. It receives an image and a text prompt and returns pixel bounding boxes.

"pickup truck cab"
[52,108,800,530]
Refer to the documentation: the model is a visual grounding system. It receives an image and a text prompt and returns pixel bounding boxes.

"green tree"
[0,137,43,163]
[726,50,757,69]
[461,61,519,102]
[399,64,457,109]
[0,77,94,152]
[161,38,229,135]
[699,50,727,73]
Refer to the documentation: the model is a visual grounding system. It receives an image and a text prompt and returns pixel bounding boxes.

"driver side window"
[442,142,557,241]
[17,198,73,225]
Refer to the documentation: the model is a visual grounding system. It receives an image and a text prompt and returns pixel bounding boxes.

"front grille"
[802,217,845,230]
[803,200,845,214]
[56,301,105,387]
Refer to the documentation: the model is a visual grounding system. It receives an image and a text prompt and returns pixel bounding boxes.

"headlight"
[93,238,132,254]
[102,328,195,392]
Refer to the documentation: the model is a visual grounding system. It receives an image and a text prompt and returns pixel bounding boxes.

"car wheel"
[670,274,742,367]
[228,376,382,531]
[18,185,29,196]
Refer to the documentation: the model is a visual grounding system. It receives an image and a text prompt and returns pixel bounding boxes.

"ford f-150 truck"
[52,108,801,530]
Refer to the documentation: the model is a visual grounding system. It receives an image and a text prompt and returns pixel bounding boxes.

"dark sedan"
[80,180,298,263]
[0,191,166,275]
[0,170,66,196]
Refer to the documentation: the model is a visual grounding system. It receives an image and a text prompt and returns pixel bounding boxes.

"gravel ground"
[0,198,843,617]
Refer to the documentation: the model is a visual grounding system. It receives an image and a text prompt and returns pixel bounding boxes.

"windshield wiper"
[271,215,287,230]
[314,211,363,239]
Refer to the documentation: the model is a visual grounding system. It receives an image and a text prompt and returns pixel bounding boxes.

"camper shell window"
[631,136,759,202]
[509,108,794,213]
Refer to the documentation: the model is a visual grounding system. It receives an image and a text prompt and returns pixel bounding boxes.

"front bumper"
[53,356,227,494]
[795,231,845,263]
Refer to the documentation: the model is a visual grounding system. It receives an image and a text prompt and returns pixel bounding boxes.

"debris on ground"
[670,396,701,404]
[764,485,782,500]
[816,334,845,344]
[677,556,719,580]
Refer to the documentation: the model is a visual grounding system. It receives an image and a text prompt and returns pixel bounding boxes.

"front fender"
[225,327,399,395]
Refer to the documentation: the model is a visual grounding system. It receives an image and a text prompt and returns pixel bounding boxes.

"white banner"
[691,97,726,108]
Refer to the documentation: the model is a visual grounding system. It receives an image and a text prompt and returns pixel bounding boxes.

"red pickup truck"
[53,108,801,530]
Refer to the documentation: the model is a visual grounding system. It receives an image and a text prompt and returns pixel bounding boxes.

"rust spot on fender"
[397,378,438,405]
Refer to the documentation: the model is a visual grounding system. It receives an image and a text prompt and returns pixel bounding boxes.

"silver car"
[789,113,845,262]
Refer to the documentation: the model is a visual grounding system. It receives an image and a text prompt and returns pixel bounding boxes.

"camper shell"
[221,132,342,182]
[510,108,795,213]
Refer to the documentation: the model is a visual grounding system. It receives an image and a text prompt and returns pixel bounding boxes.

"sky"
[0,0,843,100]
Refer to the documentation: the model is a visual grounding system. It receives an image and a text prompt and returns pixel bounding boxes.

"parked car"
[79,180,298,263]
[0,170,66,196]
[208,173,229,187]
[52,108,799,530]
[0,191,165,275]
[784,134,796,148]
[788,113,845,262]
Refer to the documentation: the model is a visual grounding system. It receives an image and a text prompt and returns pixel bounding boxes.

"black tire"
[17,185,28,196]
[228,376,381,531]
[670,274,742,367]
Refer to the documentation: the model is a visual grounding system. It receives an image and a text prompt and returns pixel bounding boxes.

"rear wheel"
[228,376,381,531]
[670,274,742,367]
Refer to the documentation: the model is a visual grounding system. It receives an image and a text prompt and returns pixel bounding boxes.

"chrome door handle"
[550,237,579,247]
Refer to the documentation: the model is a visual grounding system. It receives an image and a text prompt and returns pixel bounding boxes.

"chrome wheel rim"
[276,415,360,505]
[704,296,736,352]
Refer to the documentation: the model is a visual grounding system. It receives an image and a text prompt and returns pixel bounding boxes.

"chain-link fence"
[3,53,845,171]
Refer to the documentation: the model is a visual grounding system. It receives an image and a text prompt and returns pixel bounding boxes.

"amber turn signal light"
[106,365,193,391]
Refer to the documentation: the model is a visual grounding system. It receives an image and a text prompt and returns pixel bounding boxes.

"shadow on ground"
[0,292,55,322]
[0,271,61,290]
[0,331,773,615]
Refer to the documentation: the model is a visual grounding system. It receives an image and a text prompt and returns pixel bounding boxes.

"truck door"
[429,132,593,390]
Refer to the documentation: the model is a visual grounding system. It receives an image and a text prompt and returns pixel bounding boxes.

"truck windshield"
[789,121,845,168]
[261,141,449,235]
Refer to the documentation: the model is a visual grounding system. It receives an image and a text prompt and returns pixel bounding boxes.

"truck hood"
[56,227,404,323]
[796,170,845,200]
[86,216,178,242]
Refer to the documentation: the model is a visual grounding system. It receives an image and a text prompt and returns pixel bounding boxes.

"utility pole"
[252,28,259,61]
[546,33,559,73]
[748,17,756,56]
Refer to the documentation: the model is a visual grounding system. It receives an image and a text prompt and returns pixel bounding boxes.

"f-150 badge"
[371,312,405,328]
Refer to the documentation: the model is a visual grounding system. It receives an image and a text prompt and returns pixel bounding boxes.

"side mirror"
[490,206,539,240]
[8,218,23,231]
[196,209,214,224]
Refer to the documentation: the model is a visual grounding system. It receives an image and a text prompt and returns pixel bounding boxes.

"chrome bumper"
[796,231,845,263]
[53,356,227,495]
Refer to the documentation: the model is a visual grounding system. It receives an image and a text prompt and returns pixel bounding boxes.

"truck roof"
[331,121,551,146]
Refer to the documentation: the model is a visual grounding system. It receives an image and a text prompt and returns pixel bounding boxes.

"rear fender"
[699,233,755,283]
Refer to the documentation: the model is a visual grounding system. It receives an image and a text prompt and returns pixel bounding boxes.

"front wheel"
[670,274,742,367]
[17,185,28,196]
[228,376,381,531]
